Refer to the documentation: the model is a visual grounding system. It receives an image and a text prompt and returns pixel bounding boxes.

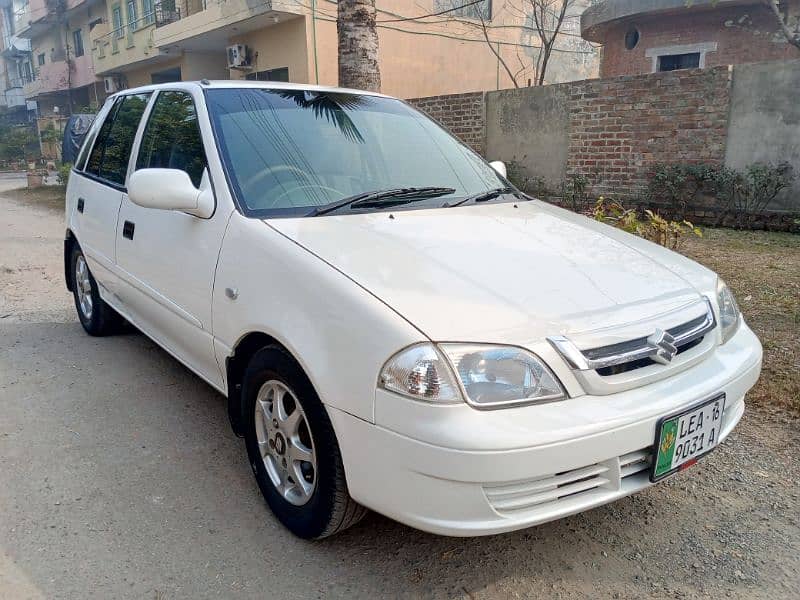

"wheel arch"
[64,229,78,292]
[225,331,306,437]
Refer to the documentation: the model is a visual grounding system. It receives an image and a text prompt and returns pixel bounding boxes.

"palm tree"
[337,0,382,92]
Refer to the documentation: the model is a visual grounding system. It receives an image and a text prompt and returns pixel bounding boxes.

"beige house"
[90,0,598,98]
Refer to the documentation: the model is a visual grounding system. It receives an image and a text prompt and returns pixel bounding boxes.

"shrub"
[647,162,795,229]
[647,163,719,214]
[560,174,590,212]
[590,197,702,250]
[708,162,794,228]
[505,161,549,197]
[57,163,72,186]
[0,125,38,162]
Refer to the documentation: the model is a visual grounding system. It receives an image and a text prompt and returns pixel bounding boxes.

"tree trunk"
[761,0,800,51]
[337,0,382,92]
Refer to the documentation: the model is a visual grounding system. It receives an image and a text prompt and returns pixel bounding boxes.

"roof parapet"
[581,0,753,42]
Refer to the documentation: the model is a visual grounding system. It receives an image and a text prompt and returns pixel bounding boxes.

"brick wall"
[415,67,732,200]
[600,5,799,78]
[565,66,732,197]
[406,92,486,155]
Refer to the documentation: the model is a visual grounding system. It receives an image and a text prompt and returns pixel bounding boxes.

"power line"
[376,0,487,23]
[301,2,594,54]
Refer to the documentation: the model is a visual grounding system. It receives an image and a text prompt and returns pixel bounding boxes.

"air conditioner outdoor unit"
[104,76,118,94]
[227,44,250,69]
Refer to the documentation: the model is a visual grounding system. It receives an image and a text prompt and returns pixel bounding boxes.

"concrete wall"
[484,85,570,189]
[725,60,800,211]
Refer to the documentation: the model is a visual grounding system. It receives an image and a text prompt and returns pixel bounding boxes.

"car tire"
[242,345,367,539]
[70,246,122,336]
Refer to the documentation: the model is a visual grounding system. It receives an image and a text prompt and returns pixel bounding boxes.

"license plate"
[650,394,725,482]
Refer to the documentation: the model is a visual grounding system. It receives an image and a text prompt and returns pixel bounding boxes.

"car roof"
[110,80,394,100]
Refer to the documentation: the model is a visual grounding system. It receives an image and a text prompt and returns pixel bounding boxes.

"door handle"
[122,220,135,240]
[77,198,84,213]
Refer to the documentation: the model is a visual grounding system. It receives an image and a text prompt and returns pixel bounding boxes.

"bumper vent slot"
[619,448,653,478]
[484,447,654,516]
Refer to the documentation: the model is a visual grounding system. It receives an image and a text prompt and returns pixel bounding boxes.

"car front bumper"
[327,323,762,537]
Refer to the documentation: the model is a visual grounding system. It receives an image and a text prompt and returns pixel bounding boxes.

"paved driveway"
[1,178,798,599]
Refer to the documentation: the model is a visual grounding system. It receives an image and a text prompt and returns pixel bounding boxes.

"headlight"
[716,278,740,344]
[378,343,463,404]
[440,344,566,408]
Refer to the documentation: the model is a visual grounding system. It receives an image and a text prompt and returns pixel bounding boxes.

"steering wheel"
[271,183,344,208]
[242,164,311,191]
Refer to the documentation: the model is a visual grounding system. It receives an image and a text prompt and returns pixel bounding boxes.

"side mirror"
[489,160,507,179]
[128,168,214,218]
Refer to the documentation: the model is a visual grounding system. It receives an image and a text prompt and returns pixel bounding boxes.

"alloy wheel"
[75,254,93,320]
[254,380,317,506]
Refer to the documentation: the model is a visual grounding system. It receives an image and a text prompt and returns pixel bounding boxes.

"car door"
[69,93,150,295]
[115,89,230,390]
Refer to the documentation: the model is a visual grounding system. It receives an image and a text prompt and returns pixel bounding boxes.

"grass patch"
[14,185,66,212]
[681,228,799,415]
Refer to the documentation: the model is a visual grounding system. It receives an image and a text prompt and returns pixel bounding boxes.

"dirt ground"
[1,176,798,599]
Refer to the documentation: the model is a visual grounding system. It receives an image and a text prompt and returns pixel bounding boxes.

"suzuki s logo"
[648,329,678,365]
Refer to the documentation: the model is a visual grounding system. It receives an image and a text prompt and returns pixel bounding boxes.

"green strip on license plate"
[654,418,679,478]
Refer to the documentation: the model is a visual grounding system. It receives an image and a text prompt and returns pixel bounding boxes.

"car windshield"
[205,88,511,217]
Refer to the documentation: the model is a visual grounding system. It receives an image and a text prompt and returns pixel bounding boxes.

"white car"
[65,81,762,539]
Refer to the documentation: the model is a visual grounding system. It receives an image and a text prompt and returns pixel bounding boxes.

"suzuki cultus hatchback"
[65,82,762,539]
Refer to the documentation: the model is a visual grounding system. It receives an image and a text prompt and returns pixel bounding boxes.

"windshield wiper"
[310,187,456,216]
[445,187,517,208]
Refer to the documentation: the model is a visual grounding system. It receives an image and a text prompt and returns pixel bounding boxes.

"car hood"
[265,201,713,344]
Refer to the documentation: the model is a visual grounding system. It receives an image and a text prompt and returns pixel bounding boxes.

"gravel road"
[1,175,798,599]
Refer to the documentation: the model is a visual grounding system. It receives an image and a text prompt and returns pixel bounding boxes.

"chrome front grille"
[548,298,716,377]
[484,448,653,516]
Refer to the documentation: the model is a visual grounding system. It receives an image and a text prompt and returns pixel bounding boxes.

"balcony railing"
[155,1,181,27]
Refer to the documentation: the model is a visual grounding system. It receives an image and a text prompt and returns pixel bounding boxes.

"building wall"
[123,52,229,87]
[85,0,599,97]
[229,15,310,84]
[25,0,105,110]
[124,56,184,88]
[599,3,800,77]
[304,0,598,97]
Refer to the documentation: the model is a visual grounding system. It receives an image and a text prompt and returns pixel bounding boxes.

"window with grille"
[657,52,701,72]
[72,29,84,57]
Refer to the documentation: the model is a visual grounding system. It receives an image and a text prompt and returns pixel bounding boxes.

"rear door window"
[85,92,151,187]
